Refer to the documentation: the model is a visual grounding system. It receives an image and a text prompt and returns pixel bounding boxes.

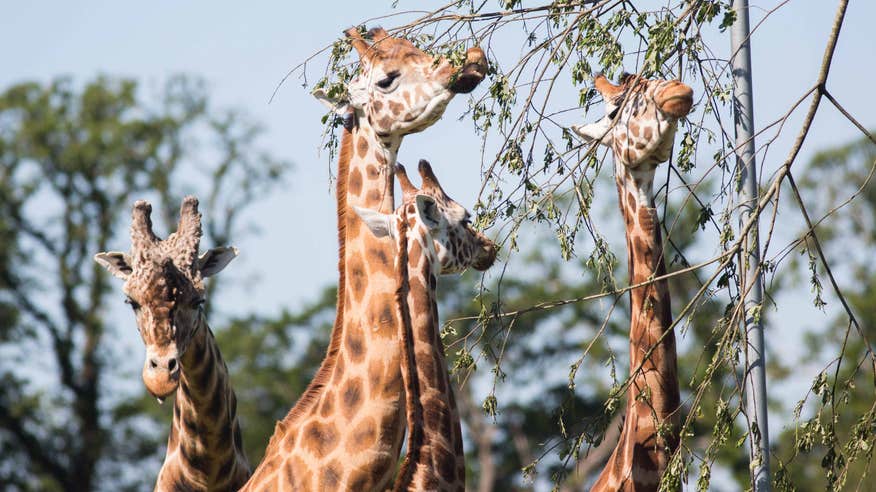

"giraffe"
[240,27,488,490]
[355,160,497,492]
[571,73,694,491]
[94,196,249,491]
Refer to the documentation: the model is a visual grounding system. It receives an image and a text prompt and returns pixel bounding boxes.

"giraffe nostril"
[167,358,177,373]
[149,358,158,370]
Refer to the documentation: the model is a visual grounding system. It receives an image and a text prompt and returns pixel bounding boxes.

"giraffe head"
[315,27,488,138]
[572,73,693,168]
[355,159,496,273]
[94,197,237,400]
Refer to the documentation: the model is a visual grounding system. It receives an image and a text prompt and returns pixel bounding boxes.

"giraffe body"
[356,160,496,492]
[573,74,693,491]
[241,28,487,491]
[95,197,249,491]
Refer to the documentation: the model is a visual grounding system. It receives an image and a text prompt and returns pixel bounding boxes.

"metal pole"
[731,1,771,490]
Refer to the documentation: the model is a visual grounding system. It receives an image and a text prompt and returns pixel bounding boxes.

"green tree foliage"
[0,76,289,491]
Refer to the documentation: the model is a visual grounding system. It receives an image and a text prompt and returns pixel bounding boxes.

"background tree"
[0,76,289,491]
[769,133,876,491]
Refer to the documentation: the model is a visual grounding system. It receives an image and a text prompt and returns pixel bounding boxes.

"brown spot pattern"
[348,256,366,302]
[357,137,369,158]
[436,446,458,483]
[409,240,422,263]
[368,358,385,394]
[345,323,365,363]
[347,416,378,454]
[367,246,390,269]
[349,168,363,197]
[341,377,364,418]
[320,391,334,417]
[320,460,342,489]
[283,430,297,451]
[389,100,404,115]
[366,189,383,205]
[638,207,657,233]
[302,421,339,457]
[366,164,380,179]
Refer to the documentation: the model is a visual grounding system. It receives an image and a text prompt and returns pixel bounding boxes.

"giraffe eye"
[192,298,205,308]
[125,297,141,311]
[376,71,400,90]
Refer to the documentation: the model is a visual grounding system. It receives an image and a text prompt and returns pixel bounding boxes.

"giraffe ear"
[312,88,351,117]
[94,252,133,280]
[353,206,394,239]
[197,247,238,278]
[571,117,614,147]
[414,195,441,230]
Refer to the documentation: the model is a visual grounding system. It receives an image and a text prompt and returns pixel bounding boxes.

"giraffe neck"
[393,220,465,492]
[157,313,249,491]
[244,116,406,490]
[592,162,680,491]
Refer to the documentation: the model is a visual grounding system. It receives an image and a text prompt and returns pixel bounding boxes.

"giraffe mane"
[280,126,353,423]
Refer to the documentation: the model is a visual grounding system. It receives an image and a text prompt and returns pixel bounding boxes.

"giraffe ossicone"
[355,160,496,491]
[573,72,694,491]
[94,196,249,491]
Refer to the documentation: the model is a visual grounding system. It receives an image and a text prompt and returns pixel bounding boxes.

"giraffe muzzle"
[656,82,693,119]
[142,350,181,399]
[449,47,488,94]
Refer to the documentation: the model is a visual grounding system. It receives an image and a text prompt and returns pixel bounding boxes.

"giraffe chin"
[142,371,180,402]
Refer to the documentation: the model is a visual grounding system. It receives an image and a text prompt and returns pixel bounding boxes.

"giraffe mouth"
[144,377,180,402]
[449,47,488,94]
[471,238,498,271]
